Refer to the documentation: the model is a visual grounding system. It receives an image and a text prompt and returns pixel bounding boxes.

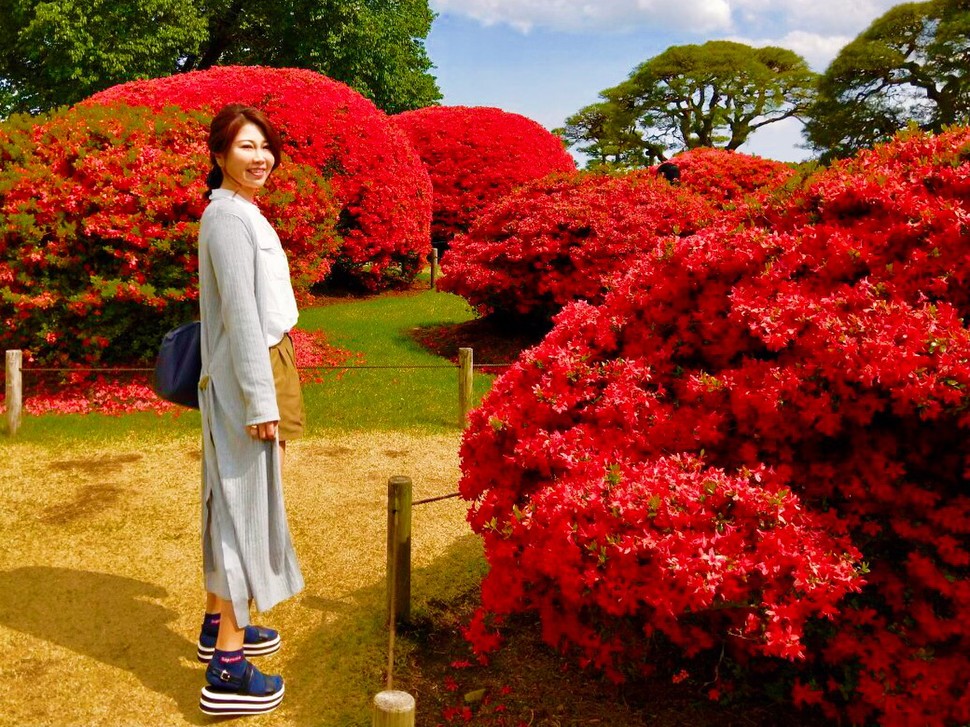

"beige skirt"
[269,332,305,441]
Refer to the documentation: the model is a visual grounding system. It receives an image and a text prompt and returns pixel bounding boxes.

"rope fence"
[3,347,513,437]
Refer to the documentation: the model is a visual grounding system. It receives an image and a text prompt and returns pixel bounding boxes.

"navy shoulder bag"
[153,321,202,409]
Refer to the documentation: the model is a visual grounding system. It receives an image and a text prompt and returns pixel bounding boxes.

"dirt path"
[0,431,476,726]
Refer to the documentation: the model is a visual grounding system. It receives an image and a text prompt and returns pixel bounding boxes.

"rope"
[20,363,513,372]
[412,492,461,506]
[24,367,154,372]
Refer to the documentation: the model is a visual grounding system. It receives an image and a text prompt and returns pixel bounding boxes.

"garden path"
[0,430,473,726]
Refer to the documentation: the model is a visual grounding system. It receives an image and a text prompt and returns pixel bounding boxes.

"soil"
[398,587,832,727]
[410,315,548,370]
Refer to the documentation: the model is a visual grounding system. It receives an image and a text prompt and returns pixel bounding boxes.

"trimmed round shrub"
[393,105,576,247]
[0,103,339,365]
[88,65,433,290]
[438,169,719,322]
[661,146,797,204]
[458,127,970,725]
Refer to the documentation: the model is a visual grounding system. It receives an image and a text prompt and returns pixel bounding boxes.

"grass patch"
[298,288,494,432]
[2,287,493,443]
[1,406,202,444]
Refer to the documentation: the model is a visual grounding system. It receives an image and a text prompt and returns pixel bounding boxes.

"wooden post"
[6,350,22,436]
[377,478,416,726]
[372,690,415,727]
[386,475,412,626]
[458,347,473,428]
[430,247,439,289]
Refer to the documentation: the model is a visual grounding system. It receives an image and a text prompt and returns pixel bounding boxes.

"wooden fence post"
[372,690,415,727]
[458,347,473,428]
[376,476,416,726]
[386,475,412,625]
[6,350,22,436]
[430,247,439,289]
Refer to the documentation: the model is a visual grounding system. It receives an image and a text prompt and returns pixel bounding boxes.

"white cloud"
[430,0,735,34]
[782,0,900,35]
[738,116,812,162]
[431,0,901,39]
[729,30,855,71]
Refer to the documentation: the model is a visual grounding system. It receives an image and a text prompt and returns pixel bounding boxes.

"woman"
[195,104,305,717]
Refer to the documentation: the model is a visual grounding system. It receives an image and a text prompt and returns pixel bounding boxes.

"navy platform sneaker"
[200,658,284,716]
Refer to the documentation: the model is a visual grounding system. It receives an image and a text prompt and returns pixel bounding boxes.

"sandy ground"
[0,431,476,726]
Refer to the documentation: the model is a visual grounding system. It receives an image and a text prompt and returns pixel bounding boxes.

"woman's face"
[216,122,275,201]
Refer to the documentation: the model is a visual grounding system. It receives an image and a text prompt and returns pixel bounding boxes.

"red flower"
[393,106,575,245]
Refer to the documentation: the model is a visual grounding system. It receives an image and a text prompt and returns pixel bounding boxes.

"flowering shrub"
[88,66,432,290]
[459,127,970,724]
[661,147,797,205]
[438,170,718,322]
[393,106,575,248]
[0,103,339,365]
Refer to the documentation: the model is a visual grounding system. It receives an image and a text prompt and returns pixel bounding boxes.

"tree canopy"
[804,0,970,161]
[0,0,441,116]
[561,40,817,167]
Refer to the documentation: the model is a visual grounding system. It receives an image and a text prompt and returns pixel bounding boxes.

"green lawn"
[299,288,493,433]
[3,287,494,442]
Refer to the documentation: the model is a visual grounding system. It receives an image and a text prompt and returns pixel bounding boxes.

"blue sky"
[425,0,902,162]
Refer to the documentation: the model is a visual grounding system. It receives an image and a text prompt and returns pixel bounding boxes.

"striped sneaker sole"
[196,633,282,663]
[199,683,285,716]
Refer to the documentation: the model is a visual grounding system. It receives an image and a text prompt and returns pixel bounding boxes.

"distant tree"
[0,0,206,114]
[177,0,441,114]
[561,41,817,167]
[804,0,970,161]
[558,101,664,168]
[0,0,440,116]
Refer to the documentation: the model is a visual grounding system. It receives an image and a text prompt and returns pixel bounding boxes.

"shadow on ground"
[0,566,205,723]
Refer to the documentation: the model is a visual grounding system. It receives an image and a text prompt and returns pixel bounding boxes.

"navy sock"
[212,649,246,677]
[202,612,221,635]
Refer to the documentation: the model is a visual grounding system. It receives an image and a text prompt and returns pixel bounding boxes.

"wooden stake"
[386,475,412,628]
[458,347,473,428]
[430,247,439,289]
[372,690,415,727]
[377,478,416,726]
[5,350,22,436]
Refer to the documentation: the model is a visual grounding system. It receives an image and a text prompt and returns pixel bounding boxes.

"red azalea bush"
[459,127,970,725]
[438,170,719,322]
[660,146,797,204]
[393,106,576,247]
[0,103,339,365]
[88,66,432,290]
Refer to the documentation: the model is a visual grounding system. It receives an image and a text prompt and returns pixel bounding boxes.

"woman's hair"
[205,104,283,199]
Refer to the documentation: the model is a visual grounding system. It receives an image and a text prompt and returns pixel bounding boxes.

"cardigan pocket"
[257,238,290,283]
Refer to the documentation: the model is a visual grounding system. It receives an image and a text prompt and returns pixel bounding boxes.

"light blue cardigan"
[197,195,304,627]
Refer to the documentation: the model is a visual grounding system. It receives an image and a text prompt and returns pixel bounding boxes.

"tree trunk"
[196,0,246,70]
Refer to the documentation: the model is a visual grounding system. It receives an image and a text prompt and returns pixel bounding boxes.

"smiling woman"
[194,103,306,717]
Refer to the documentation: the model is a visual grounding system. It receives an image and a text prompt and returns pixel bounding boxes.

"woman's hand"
[247,421,279,441]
